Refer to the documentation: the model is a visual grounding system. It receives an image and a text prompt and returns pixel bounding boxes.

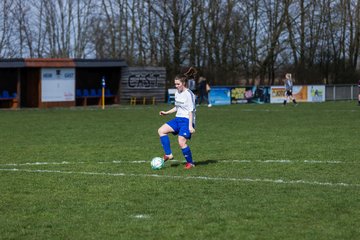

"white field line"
[220,160,346,164]
[0,168,359,188]
[0,161,84,166]
[132,214,150,219]
[0,159,353,167]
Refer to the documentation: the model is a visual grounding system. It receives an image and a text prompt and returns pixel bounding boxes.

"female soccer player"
[158,74,196,169]
[283,73,298,106]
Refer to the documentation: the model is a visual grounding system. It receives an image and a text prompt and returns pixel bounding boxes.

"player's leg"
[158,123,175,160]
[176,118,195,169]
[283,92,288,105]
[205,93,212,107]
[198,93,203,105]
[178,136,195,169]
[291,95,297,105]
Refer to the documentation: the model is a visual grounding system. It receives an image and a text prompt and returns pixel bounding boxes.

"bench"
[167,88,176,104]
[0,91,18,108]
[130,96,156,105]
[76,89,116,106]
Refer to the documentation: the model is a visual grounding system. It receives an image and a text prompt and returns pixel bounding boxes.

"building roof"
[0,58,127,68]
[25,58,76,67]
[0,58,26,68]
[74,59,128,68]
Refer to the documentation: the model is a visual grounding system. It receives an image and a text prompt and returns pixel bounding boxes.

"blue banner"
[209,87,231,105]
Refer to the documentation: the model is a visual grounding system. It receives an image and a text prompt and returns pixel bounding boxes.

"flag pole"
[101,76,105,110]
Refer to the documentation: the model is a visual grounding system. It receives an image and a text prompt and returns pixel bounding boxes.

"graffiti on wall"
[127,73,161,88]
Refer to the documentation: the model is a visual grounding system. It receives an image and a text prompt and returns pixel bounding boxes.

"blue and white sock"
[160,135,172,155]
[181,146,193,164]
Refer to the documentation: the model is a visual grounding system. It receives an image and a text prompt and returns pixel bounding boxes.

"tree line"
[1,0,359,85]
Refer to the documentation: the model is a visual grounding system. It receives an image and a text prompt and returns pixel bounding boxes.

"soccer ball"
[151,157,164,170]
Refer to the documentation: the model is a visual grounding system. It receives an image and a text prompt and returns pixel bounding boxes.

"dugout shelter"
[0,58,127,108]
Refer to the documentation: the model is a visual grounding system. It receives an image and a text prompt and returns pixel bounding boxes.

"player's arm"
[159,107,176,116]
[188,93,195,133]
[188,111,195,133]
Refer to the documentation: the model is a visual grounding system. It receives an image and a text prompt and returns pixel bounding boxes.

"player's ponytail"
[184,67,198,80]
[174,67,198,86]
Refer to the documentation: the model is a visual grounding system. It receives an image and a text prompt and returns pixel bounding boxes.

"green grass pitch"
[0,101,359,240]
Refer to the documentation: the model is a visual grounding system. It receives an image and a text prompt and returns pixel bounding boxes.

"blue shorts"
[166,117,193,139]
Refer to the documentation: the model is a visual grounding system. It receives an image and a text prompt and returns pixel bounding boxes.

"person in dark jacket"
[197,77,211,107]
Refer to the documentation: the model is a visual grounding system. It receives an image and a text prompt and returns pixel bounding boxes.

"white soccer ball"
[151,157,164,170]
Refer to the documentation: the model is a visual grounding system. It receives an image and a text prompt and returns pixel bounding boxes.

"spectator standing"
[187,78,196,93]
[197,77,212,107]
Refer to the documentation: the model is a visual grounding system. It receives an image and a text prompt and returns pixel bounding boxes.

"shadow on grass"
[170,159,218,168]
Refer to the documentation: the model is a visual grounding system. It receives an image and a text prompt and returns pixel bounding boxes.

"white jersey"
[175,89,196,125]
[285,79,293,91]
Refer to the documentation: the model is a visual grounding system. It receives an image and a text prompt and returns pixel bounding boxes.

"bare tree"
[126,0,136,64]
[101,0,118,58]
[39,0,74,57]
[0,0,15,57]
[73,0,96,58]
[234,0,261,84]
[256,0,288,84]
[29,0,47,58]
[2,0,360,84]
